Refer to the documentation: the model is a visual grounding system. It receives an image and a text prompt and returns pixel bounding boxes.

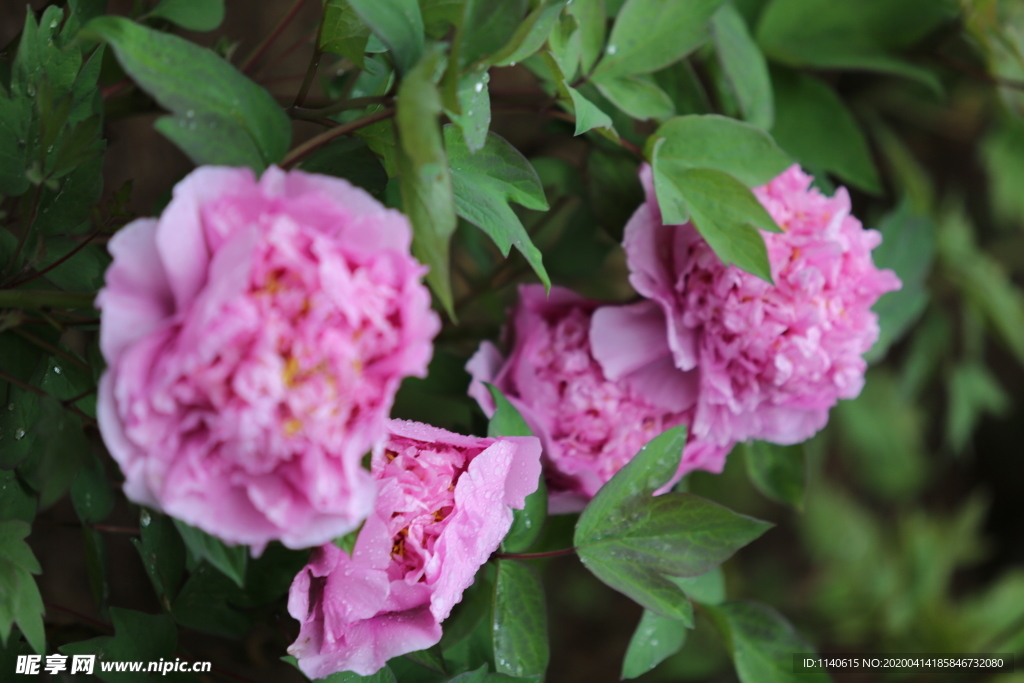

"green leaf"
[396,47,457,315]
[490,1,569,67]
[485,384,533,438]
[710,3,772,129]
[309,664,399,682]
[650,114,792,186]
[492,559,549,677]
[60,608,190,683]
[458,0,530,67]
[404,645,447,674]
[742,441,805,510]
[173,519,248,588]
[770,69,880,194]
[71,451,114,523]
[592,74,674,121]
[946,363,1010,453]
[149,0,226,31]
[621,609,689,679]
[0,91,32,196]
[0,470,36,523]
[16,396,88,509]
[446,72,492,154]
[575,427,770,617]
[321,0,372,67]
[549,13,582,82]
[348,0,425,75]
[567,84,615,136]
[588,147,645,241]
[706,601,831,683]
[445,126,550,289]
[569,0,607,75]
[172,562,251,639]
[0,521,45,654]
[594,0,725,78]
[0,386,39,470]
[653,162,778,282]
[865,203,935,362]
[134,511,186,611]
[671,566,725,605]
[652,60,712,116]
[982,116,1024,226]
[85,16,291,169]
[300,138,388,198]
[82,527,110,618]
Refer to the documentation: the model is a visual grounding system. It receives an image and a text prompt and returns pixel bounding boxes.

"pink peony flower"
[466,285,732,513]
[286,419,542,677]
[96,166,440,550]
[591,164,901,448]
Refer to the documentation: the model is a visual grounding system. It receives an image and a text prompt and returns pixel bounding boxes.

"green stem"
[0,289,97,310]
[290,96,394,120]
[494,547,577,560]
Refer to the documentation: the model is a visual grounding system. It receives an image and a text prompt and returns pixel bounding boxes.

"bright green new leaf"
[490,0,569,67]
[321,0,372,67]
[621,609,689,679]
[771,69,880,194]
[458,0,529,67]
[149,0,226,31]
[707,601,831,683]
[711,2,773,129]
[549,13,582,82]
[445,125,551,289]
[653,162,778,282]
[592,74,674,121]
[396,48,457,315]
[492,559,549,677]
[567,85,615,137]
[594,0,725,78]
[651,115,792,186]
[85,16,290,169]
[60,608,184,682]
[174,519,248,588]
[743,441,806,510]
[347,0,425,75]
[0,521,45,654]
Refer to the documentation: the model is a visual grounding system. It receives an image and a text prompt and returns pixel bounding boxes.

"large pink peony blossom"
[96,166,440,551]
[467,285,732,513]
[286,419,541,677]
[591,164,901,448]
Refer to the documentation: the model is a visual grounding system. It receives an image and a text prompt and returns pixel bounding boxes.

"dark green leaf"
[172,562,251,639]
[650,114,792,186]
[134,511,186,610]
[60,608,194,683]
[770,69,880,193]
[0,386,39,470]
[149,0,226,31]
[16,396,88,509]
[300,138,388,198]
[404,644,447,674]
[396,48,457,315]
[706,601,831,683]
[866,203,935,362]
[0,470,35,523]
[492,559,549,677]
[621,609,689,679]
[458,0,529,67]
[321,0,372,67]
[445,126,550,288]
[173,519,248,588]
[490,1,569,67]
[711,3,772,129]
[448,665,535,682]
[594,0,725,78]
[241,544,311,606]
[85,16,291,168]
[0,91,32,196]
[592,74,674,121]
[0,521,44,654]
[946,363,1010,453]
[742,441,805,510]
[82,527,110,618]
[652,60,712,116]
[34,156,104,237]
[653,161,778,282]
[71,451,114,523]
[348,0,426,75]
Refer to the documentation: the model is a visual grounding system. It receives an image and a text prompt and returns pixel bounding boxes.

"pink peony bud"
[466,285,731,513]
[96,166,440,551]
[286,419,542,677]
[591,164,902,449]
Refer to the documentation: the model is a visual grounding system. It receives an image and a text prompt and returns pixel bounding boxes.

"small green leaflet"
[592,74,675,121]
[743,441,806,510]
[148,0,226,32]
[711,3,773,130]
[347,0,425,76]
[173,519,248,588]
[0,521,45,654]
[320,0,372,67]
[445,125,550,289]
[621,609,689,679]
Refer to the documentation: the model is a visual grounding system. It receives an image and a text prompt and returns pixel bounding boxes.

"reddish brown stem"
[241,0,310,74]
[280,107,395,168]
